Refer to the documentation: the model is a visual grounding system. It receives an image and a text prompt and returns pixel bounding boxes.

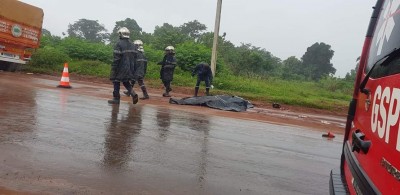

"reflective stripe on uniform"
[114,50,137,54]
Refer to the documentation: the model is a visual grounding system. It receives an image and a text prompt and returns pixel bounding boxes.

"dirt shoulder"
[68,73,348,116]
[18,71,348,135]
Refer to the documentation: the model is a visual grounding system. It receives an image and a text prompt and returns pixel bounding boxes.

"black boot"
[206,88,210,96]
[166,82,172,93]
[163,82,171,97]
[140,86,149,100]
[194,87,199,97]
[108,98,120,104]
[163,92,171,97]
[123,81,135,96]
[131,91,139,104]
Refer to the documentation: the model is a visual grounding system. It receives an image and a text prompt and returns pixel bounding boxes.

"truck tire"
[0,61,10,71]
[7,63,21,72]
[0,62,21,72]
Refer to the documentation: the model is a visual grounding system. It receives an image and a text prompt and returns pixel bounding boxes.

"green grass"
[24,60,352,111]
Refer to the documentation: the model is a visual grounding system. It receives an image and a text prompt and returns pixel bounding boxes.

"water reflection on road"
[103,105,142,170]
[0,75,343,194]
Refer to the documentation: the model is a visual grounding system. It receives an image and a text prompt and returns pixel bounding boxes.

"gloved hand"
[211,85,214,89]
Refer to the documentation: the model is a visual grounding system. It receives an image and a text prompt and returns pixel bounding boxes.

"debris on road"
[320,120,331,124]
[272,103,281,109]
[322,131,335,138]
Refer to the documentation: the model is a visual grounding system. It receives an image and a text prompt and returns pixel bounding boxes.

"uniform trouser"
[113,81,133,99]
[195,77,211,89]
[132,79,148,96]
[132,79,145,88]
[195,77,211,96]
[162,80,171,91]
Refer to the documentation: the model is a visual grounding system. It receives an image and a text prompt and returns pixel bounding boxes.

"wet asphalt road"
[0,72,343,194]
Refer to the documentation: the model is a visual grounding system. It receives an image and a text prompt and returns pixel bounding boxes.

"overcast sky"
[21,0,376,77]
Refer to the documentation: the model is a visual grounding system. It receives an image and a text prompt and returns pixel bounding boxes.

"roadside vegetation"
[25,18,358,111]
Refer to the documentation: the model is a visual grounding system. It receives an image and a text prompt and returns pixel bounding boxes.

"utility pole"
[211,0,222,77]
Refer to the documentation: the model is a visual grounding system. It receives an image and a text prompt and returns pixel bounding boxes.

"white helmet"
[138,46,144,52]
[118,27,130,38]
[133,40,143,46]
[165,46,175,51]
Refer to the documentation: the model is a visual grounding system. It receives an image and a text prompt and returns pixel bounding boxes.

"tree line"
[39,18,355,82]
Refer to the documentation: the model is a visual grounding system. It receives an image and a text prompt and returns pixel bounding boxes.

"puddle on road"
[0,81,342,194]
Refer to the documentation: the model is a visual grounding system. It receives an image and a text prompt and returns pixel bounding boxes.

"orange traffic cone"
[322,131,335,138]
[57,63,72,88]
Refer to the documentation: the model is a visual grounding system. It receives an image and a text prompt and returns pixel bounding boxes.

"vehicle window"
[370,55,400,78]
[365,4,400,76]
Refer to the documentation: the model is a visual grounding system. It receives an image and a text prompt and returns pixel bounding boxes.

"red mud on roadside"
[0,187,35,195]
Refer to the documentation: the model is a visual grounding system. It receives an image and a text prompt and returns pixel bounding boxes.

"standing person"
[191,62,213,96]
[157,46,176,97]
[108,27,138,105]
[124,40,149,100]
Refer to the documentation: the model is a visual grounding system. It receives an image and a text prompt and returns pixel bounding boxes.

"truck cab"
[330,0,400,194]
[0,0,43,71]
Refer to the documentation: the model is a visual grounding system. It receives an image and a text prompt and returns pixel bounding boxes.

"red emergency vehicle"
[330,0,400,194]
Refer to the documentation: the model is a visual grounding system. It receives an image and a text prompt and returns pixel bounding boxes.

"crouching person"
[192,62,213,96]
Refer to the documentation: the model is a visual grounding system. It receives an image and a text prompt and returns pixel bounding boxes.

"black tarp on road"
[169,95,254,112]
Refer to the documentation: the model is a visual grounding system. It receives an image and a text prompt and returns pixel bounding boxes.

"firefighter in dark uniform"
[123,40,149,100]
[108,27,138,105]
[192,62,213,96]
[157,46,176,97]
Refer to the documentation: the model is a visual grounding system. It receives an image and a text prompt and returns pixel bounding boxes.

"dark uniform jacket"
[133,51,147,80]
[158,54,176,82]
[109,38,135,82]
[192,63,213,82]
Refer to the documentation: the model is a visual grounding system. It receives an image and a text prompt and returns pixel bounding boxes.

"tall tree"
[198,32,224,48]
[345,56,360,81]
[39,29,62,48]
[153,23,189,50]
[41,28,51,36]
[281,56,303,79]
[230,43,281,78]
[301,42,336,80]
[179,20,207,41]
[67,19,109,43]
[110,18,142,45]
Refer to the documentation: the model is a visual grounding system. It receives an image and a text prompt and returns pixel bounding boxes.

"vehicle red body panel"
[331,0,400,194]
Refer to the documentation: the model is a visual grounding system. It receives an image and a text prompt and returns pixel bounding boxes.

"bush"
[175,41,211,71]
[58,37,113,64]
[29,46,70,70]
[318,76,353,94]
[143,44,164,63]
[68,60,110,77]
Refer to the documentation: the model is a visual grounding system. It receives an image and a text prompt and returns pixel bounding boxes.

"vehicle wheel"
[0,61,10,71]
[7,63,21,72]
